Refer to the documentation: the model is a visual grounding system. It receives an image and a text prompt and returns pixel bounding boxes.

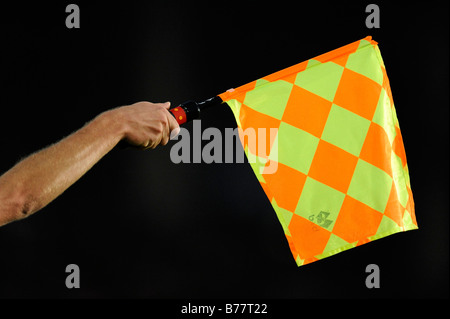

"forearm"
[0,101,178,227]
[0,110,124,225]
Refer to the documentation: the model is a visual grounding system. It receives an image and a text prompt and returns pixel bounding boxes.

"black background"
[0,0,448,303]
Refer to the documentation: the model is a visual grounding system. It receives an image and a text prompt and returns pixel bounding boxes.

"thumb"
[162,101,171,109]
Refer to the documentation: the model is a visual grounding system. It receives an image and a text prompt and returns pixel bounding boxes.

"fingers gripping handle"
[118,98,219,149]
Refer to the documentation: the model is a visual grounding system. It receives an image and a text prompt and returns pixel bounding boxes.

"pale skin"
[0,101,180,227]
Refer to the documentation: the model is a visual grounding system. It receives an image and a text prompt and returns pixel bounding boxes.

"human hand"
[110,101,180,149]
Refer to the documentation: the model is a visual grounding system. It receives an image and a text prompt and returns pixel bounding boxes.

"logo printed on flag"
[219,36,418,267]
[316,211,333,229]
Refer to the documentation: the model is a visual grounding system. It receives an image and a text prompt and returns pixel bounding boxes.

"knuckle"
[153,126,163,135]
[158,116,169,127]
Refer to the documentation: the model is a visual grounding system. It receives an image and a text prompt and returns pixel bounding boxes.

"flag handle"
[169,96,223,125]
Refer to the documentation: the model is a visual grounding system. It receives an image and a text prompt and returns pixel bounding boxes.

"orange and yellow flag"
[219,36,417,266]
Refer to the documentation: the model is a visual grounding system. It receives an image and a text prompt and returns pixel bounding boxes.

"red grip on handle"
[169,107,187,125]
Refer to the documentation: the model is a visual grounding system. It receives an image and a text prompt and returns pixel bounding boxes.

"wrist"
[94,108,127,144]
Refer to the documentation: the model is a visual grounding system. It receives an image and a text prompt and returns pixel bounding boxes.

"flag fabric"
[218,36,417,267]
